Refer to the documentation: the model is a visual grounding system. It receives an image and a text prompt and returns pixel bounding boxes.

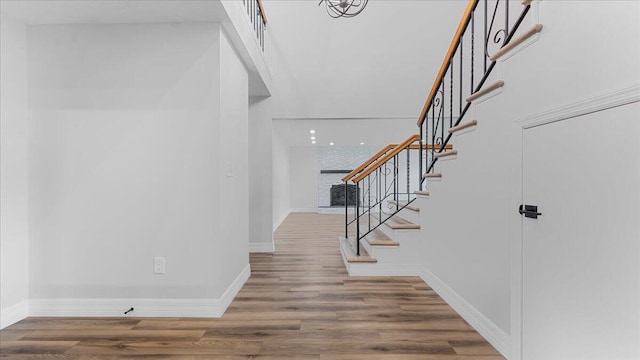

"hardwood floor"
[0,213,504,359]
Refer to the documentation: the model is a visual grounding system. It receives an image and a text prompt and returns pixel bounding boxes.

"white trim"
[346,262,423,277]
[217,263,251,316]
[290,208,317,213]
[249,242,275,253]
[515,85,640,129]
[273,210,289,232]
[29,298,222,318]
[418,265,512,359]
[29,264,251,318]
[0,300,29,329]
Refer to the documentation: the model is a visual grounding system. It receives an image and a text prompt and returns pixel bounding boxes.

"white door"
[521,103,640,360]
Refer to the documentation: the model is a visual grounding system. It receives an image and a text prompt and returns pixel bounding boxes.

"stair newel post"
[344,180,348,238]
[356,182,361,256]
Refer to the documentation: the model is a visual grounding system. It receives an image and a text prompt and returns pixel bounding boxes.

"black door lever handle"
[519,204,542,219]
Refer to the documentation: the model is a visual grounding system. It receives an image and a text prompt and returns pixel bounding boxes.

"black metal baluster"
[367,174,371,232]
[459,36,463,115]
[471,10,475,93]
[378,167,382,216]
[344,181,348,238]
[419,124,423,190]
[504,0,509,45]
[356,183,360,256]
[450,58,454,129]
[484,0,488,73]
[427,102,438,172]
[406,147,410,203]
[441,80,445,150]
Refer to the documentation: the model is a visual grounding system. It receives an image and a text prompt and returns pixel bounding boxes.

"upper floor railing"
[418,0,531,180]
[243,0,267,51]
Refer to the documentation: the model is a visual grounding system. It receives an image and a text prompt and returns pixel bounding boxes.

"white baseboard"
[273,211,289,232]
[249,241,275,253]
[0,300,29,329]
[290,208,317,213]
[418,265,511,359]
[29,264,251,319]
[217,263,251,316]
[346,262,423,277]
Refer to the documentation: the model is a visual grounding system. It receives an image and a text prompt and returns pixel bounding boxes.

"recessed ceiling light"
[311,136,316,140]
[360,142,365,145]
[329,142,334,146]
[311,140,316,144]
[310,129,316,134]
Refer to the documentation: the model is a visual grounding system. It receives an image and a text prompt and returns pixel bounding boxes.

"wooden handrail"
[257,0,268,24]
[417,0,477,126]
[343,142,453,182]
[351,134,420,183]
[341,144,395,182]
[402,143,453,150]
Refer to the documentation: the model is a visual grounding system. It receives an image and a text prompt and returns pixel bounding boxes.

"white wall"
[272,126,290,230]
[418,1,640,358]
[289,146,318,212]
[0,10,30,328]
[248,97,274,250]
[26,22,234,305]
[265,0,467,119]
[219,29,250,288]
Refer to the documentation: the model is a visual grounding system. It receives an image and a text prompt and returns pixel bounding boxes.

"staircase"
[338,0,542,276]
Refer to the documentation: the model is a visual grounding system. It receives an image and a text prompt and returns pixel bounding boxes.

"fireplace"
[330,183,357,206]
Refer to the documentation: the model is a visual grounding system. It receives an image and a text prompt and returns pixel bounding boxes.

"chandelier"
[318,0,369,18]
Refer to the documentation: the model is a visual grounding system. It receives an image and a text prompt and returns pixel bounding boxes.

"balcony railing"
[243,0,267,51]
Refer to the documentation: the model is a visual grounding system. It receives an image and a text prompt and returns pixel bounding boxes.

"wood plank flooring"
[0,212,504,359]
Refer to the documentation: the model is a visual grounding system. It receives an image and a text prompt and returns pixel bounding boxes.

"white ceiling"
[0,0,226,24]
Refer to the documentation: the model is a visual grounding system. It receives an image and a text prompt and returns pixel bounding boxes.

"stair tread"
[365,229,399,246]
[414,190,430,196]
[449,119,478,134]
[388,200,420,212]
[339,237,377,263]
[423,172,443,179]
[373,214,420,230]
[434,150,458,158]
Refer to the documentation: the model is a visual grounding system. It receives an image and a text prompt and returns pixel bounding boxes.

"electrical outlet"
[225,162,234,177]
[154,257,166,274]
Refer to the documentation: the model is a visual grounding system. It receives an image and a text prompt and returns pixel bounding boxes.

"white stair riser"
[396,208,420,224]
